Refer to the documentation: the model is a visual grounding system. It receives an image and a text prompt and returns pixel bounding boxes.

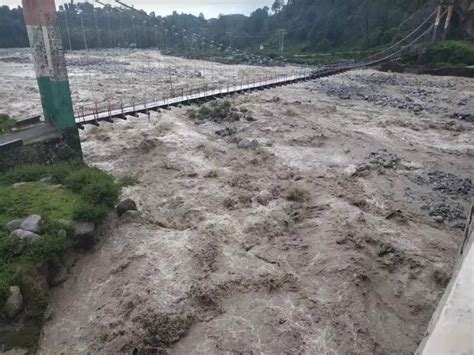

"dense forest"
[0,0,470,55]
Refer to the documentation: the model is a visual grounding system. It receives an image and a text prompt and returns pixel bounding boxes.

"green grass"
[0,182,86,226]
[0,114,16,136]
[0,162,121,352]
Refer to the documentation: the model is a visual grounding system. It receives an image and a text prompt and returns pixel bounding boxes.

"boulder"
[40,176,53,184]
[238,138,259,150]
[13,182,26,189]
[10,229,41,243]
[4,286,23,319]
[5,219,24,232]
[117,199,138,217]
[73,222,96,250]
[20,214,42,234]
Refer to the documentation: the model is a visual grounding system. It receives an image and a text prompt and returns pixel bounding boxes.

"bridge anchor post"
[22,0,82,158]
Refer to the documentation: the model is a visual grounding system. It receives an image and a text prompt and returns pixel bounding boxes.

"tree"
[272,0,285,13]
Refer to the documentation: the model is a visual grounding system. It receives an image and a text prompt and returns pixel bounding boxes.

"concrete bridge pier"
[22,0,81,157]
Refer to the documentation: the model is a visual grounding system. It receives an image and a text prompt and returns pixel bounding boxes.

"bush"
[117,175,139,187]
[25,234,72,263]
[65,168,119,207]
[188,100,241,123]
[0,114,15,136]
[73,202,107,223]
[81,180,120,207]
[0,233,19,264]
[423,41,474,66]
[0,164,49,185]
[0,163,85,186]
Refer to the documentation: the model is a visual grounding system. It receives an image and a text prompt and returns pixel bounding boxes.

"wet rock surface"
[410,171,472,196]
[406,171,472,226]
[308,71,474,122]
[367,149,401,168]
[117,199,138,217]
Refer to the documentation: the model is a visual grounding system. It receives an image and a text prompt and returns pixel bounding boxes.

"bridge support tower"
[22,0,81,157]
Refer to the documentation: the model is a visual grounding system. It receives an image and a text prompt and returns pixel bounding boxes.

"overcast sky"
[1,0,274,18]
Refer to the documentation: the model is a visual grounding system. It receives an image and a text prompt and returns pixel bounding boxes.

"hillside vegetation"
[1,0,471,58]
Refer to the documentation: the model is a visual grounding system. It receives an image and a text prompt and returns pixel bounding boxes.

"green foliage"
[188,100,241,123]
[73,202,107,223]
[0,163,121,351]
[0,164,49,185]
[0,182,85,226]
[117,175,139,187]
[0,162,84,186]
[0,233,19,265]
[424,41,474,66]
[0,323,42,350]
[65,168,119,207]
[25,234,72,263]
[0,114,15,136]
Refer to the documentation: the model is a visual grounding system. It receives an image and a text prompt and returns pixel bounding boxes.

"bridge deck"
[74,68,345,127]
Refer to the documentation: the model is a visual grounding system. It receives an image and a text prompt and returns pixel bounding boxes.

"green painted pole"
[22,0,82,156]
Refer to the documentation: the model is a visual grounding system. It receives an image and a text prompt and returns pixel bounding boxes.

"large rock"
[5,219,24,232]
[4,286,23,319]
[117,199,138,217]
[20,214,42,234]
[10,229,41,255]
[73,222,96,250]
[9,229,41,243]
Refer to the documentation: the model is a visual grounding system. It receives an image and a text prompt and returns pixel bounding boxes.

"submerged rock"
[238,138,259,150]
[117,199,138,217]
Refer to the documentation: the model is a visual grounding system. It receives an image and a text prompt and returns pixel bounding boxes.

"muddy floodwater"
[1,48,473,354]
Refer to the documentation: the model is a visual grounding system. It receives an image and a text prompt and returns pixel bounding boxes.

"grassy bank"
[0,162,120,351]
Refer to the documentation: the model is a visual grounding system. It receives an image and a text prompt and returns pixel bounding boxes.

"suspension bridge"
[68,0,447,128]
[1,0,454,148]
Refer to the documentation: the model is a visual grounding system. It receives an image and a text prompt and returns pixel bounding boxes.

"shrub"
[25,234,72,263]
[0,233,19,264]
[188,100,241,123]
[73,202,107,223]
[65,168,119,207]
[0,164,49,185]
[423,41,474,66]
[0,114,16,136]
[65,168,114,192]
[117,175,139,187]
[81,180,120,207]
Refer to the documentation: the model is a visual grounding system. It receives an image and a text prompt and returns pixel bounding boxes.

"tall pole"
[22,0,81,155]
[432,5,443,42]
[443,5,454,41]
[63,4,72,51]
